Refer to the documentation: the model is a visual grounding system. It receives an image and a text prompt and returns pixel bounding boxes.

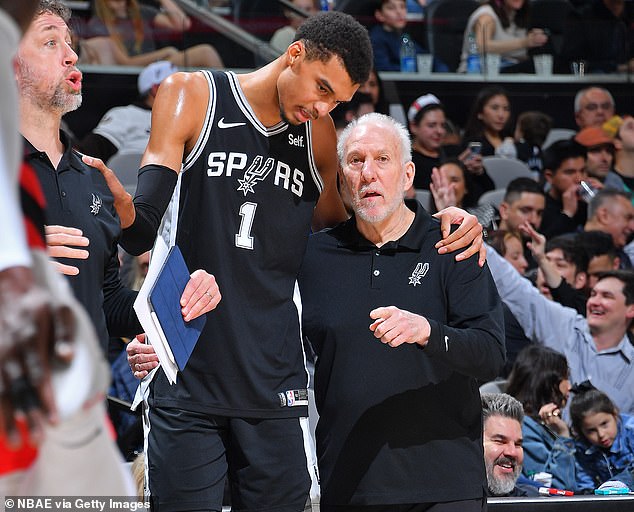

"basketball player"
[90,11,485,511]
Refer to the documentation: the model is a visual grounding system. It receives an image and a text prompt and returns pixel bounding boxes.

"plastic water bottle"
[320,0,330,11]
[466,32,481,74]
[496,137,518,159]
[400,33,417,73]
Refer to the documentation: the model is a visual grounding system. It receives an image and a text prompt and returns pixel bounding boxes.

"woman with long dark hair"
[507,345,578,490]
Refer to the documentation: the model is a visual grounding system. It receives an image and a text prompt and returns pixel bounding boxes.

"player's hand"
[433,207,486,267]
[0,266,75,443]
[127,335,159,379]
[45,225,89,275]
[369,306,430,348]
[180,269,221,322]
[82,155,135,229]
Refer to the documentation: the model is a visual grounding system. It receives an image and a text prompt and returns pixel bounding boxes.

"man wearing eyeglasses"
[574,87,615,130]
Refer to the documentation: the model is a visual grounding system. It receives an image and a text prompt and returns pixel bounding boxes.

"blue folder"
[148,245,206,371]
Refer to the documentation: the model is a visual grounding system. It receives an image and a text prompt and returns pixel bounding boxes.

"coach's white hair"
[337,113,413,167]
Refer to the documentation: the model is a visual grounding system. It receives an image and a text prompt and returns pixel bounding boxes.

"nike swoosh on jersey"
[218,117,246,129]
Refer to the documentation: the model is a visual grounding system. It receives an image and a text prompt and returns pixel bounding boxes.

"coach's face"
[339,121,414,225]
[277,41,357,125]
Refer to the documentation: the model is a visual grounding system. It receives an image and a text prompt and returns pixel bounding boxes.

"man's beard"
[348,179,406,225]
[17,58,82,115]
[485,456,521,496]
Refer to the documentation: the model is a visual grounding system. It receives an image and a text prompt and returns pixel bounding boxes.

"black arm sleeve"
[118,164,178,255]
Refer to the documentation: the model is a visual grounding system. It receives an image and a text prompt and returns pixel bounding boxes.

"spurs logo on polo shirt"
[408,262,429,286]
[90,193,102,215]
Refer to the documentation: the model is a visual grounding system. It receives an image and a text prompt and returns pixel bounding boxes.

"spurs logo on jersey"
[206,151,305,197]
[237,155,275,195]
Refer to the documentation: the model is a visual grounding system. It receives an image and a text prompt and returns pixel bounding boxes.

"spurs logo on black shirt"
[408,262,429,286]
[90,193,102,215]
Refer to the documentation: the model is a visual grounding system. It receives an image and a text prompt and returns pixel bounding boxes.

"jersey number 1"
[235,202,257,250]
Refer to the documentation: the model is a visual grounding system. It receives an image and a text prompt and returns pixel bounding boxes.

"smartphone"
[578,180,597,202]
[468,141,482,157]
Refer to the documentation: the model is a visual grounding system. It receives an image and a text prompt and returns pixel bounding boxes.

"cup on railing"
[417,54,433,75]
[533,54,553,76]
[485,53,501,78]
[571,60,587,77]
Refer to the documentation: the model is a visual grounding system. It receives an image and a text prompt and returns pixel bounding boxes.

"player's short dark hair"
[294,11,373,85]
[37,0,71,23]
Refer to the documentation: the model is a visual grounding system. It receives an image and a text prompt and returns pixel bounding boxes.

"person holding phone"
[460,86,516,205]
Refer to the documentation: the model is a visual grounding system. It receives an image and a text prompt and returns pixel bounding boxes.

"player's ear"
[286,41,304,66]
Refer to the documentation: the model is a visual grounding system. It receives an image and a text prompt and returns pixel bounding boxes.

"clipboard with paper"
[133,237,204,383]
[147,244,205,372]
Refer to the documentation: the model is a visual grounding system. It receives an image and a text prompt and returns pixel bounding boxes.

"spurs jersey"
[152,70,321,418]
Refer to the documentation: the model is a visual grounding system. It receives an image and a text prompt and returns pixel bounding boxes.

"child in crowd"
[514,111,553,175]
[488,230,529,276]
[369,0,428,71]
[570,384,634,492]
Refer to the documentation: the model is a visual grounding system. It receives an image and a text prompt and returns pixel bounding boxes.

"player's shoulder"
[153,70,213,123]
[159,70,211,101]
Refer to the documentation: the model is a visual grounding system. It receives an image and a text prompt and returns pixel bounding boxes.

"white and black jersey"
[152,70,321,418]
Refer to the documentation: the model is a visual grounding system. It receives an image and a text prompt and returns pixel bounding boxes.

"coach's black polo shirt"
[24,131,140,353]
[299,202,505,506]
